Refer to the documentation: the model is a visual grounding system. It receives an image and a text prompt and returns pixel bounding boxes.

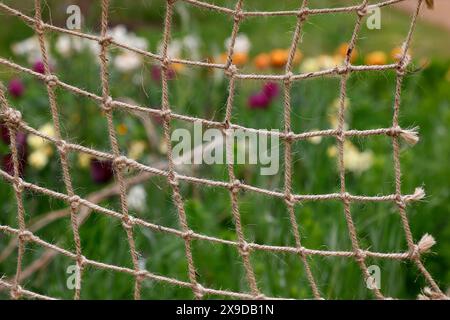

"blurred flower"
[2,153,26,177]
[390,46,411,62]
[300,57,321,73]
[28,149,49,169]
[182,35,201,60]
[127,185,147,213]
[219,52,248,66]
[8,78,24,98]
[225,34,251,54]
[108,25,148,51]
[365,51,387,65]
[32,60,46,74]
[90,158,113,184]
[128,140,146,160]
[253,53,271,70]
[27,123,55,150]
[336,43,358,63]
[307,130,322,145]
[330,97,351,111]
[327,141,374,174]
[151,65,176,82]
[159,140,168,155]
[300,55,341,73]
[262,82,279,99]
[11,36,43,63]
[78,152,92,169]
[117,123,128,136]
[270,49,289,68]
[248,92,271,109]
[113,51,142,73]
[55,35,86,57]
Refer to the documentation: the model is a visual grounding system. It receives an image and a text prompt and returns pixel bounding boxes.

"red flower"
[90,158,113,184]
[33,61,46,74]
[151,65,175,82]
[8,78,24,98]
[248,92,271,109]
[262,82,279,99]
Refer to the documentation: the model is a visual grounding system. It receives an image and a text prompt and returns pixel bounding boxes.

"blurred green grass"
[0,0,449,299]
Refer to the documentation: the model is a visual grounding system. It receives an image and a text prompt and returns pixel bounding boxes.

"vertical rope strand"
[282,0,321,300]
[33,0,84,299]
[99,0,143,299]
[160,0,203,299]
[391,0,444,297]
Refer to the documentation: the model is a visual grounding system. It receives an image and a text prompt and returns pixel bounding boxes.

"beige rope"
[0,0,446,299]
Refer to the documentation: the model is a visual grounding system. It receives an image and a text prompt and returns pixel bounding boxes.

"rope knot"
[284,131,295,142]
[18,230,33,242]
[230,179,241,193]
[357,4,368,17]
[239,241,250,257]
[298,8,309,22]
[69,195,81,210]
[168,173,179,187]
[1,108,22,129]
[337,65,350,75]
[13,178,25,193]
[44,75,58,87]
[161,57,171,69]
[182,229,194,240]
[284,71,294,84]
[10,285,23,300]
[160,109,171,121]
[99,36,113,47]
[225,64,238,77]
[387,126,401,137]
[122,215,135,230]
[341,192,351,203]
[113,155,128,170]
[233,11,244,23]
[284,193,295,207]
[355,249,366,262]
[409,244,421,260]
[193,283,205,299]
[77,255,87,268]
[136,270,147,280]
[395,194,407,210]
[56,140,68,153]
[102,96,114,112]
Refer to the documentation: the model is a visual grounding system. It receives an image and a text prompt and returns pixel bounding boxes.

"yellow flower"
[78,152,92,169]
[300,57,321,73]
[327,141,374,174]
[390,47,412,62]
[307,130,322,145]
[128,140,147,160]
[28,123,55,149]
[28,150,49,169]
[365,51,387,66]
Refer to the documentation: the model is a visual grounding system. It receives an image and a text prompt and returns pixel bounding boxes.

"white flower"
[55,35,85,57]
[159,39,182,58]
[183,35,200,59]
[127,185,147,213]
[28,123,55,150]
[108,25,148,51]
[28,150,49,169]
[225,34,250,54]
[11,36,44,63]
[114,51,142,72]
[327,141,374,174]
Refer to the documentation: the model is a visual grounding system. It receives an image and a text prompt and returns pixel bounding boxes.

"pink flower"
[33,61,46,74]
[248,92,271,109]
[90,158,113,184]
[262,82,279,99]
[151,65,175,82]
[8,78,24,98]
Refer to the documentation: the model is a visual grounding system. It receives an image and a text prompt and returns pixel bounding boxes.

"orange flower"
[219,52,248,66]
[365,51,387,65]
[270,49,289,68]
[336,43,358,63]
[254,53,271,70]
[117,123,128,136]
[390,47,412,62]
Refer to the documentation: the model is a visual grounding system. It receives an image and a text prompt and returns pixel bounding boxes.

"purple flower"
[8,78,24,98]
[90,158,113,184]
[248,92,271,109]
[2,136,27,177]
[151,65,175,82]
[33,61,46,74]
[262,82,279,99]
[1,122,9,144]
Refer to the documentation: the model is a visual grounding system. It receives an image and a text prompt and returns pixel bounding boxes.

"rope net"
[0,0,446,300]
